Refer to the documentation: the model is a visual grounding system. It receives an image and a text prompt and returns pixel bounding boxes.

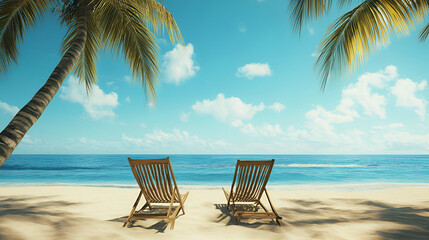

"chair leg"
[264,189,282,226]
[137,202,149,213]
[179,191,189,215]
[258,201,276,224]
[177,188,186,215]
[123,191,143,227]
[168,202,182,230]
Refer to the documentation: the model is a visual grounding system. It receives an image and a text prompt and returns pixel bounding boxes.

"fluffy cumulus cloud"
[268,102,286,112]
[122,129,226,153]
[60,76,119,119]
[304,105,354,142]
[281,66,399,148]
[391,79,427,119]
[162,43,199,84]
[279,66,429,153]
[192,93,265,126]
[236,63,271,79]
[0,100,19,115]
[338,66,398,119]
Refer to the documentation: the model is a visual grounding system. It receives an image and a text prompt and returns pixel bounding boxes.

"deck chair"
[222,159,282,225]
[123,157,189,230]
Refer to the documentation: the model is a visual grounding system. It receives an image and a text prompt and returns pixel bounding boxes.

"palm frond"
[338,0,355,8]
[419,22,429,41]
[135,0,183,45]
[0,0,54,74]
[61,14,100,92]
[96,0,159,101]
[315,0,428,90]
[289,0,332,33]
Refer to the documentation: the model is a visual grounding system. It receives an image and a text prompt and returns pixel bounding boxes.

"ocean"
[1,154,429,189]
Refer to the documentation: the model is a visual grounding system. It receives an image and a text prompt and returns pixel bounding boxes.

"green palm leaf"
[315,0,427,89]
[97,0,159,101]
[0,0,54,74]
[61,14,100,92]
[289,0,332,33]
[418,22,429,41]
[136,0,183,44]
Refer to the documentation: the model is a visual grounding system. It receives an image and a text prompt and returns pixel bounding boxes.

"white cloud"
[107,81,114,86]
[336,98,359,118]
[180,112,190,122]
[305,105,354,135]
[391,79,427,119]
[125,96,131,103]
[307,27,314,35]
[231,120,243,127]
[241,123,284,137]
[146,129,226,149]
[163,43,199,84]
[268,102,286,112]
[285,126,311,140]
[146,129,197,143]
[239,26,246,32]
[140,123,147,128]
[373,123,404,130]
[338,66,398,119]
[60,76,119,119]
[122,129,227,153]
[0,100,19,115]
[122,134,145,146]
[78,137,102,147]
[236,63,271,79]
[192,93,265,125]
[269,66,429,153]
[21,135,42,145]
[383,131,429,150]
[124,75,132,83]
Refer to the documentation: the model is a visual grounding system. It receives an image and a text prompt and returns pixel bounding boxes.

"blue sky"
[1,0,429,154]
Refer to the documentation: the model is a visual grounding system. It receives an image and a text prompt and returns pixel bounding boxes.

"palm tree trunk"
[0,14,88,167]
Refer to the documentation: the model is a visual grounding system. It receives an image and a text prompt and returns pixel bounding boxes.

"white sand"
[1,186,429,240]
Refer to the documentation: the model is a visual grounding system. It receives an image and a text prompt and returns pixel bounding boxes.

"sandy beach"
[0,186,428,240]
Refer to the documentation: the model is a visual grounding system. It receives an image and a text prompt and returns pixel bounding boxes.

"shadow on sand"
[109,207,185,233]
[276,198,429,239]
[214,203,281,228]
[213,198,429,239]
[2,195,429,239]
[0,195,80,240]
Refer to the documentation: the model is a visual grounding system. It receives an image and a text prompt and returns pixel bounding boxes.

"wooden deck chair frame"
[124,157,189,230]
[222,159,282,226]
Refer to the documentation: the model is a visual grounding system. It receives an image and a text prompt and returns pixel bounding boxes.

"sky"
[1,0,429,154]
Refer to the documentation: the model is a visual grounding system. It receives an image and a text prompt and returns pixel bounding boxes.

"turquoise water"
[1,155,429,186]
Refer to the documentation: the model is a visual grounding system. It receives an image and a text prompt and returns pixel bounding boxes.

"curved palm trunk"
[0,15,87,167]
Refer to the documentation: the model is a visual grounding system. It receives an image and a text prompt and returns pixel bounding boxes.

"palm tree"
[289,0,429,89]
[0,0,182,166]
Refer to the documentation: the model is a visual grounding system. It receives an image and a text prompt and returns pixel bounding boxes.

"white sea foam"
[276,164,365,168]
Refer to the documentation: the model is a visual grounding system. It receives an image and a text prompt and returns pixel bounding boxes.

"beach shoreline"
[2,181,429,191]
[1,185,428,239]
